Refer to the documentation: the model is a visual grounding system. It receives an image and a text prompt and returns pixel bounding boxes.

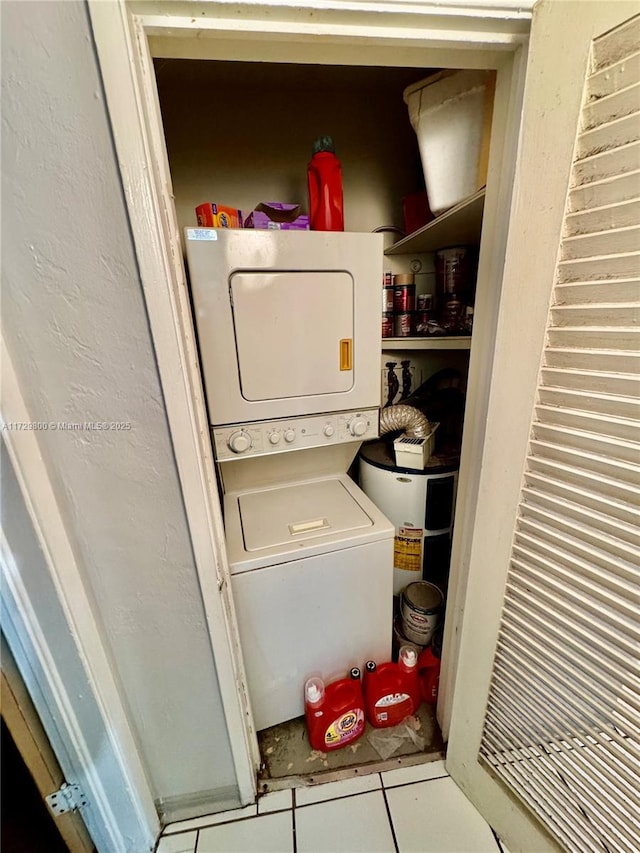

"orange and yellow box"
[195,202,243,228]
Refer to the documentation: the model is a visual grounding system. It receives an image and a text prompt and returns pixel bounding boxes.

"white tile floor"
[157,761,510,853]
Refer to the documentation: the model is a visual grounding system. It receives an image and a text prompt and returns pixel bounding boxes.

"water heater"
[359,440,459,595]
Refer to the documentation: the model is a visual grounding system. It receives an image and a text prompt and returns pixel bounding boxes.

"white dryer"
[224,475,393,731]
[185,229,382,429]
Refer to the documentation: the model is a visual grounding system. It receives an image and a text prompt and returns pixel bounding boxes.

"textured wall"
[1,0,238,810]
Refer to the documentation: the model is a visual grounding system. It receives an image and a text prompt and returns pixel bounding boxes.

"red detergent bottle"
[363,646,421,728]
[307,136,344,231]
[304,668,365,752]
[417,645,441,705]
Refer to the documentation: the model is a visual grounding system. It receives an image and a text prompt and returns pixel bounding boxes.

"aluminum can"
[394,313,414,337]
[415,311,432,335]
[383,285,395,312]
[382,312,394,338]
[393,284,416,313]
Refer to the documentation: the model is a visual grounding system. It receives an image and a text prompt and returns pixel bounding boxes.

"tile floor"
[157,761,511,853]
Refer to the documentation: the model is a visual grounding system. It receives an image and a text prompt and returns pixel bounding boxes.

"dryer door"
[230,270,354,401]
[185,229,382,424]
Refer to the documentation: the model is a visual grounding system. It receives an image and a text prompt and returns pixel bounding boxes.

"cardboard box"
[393,424,439,470]
[196,203,243,228]
[244,202,309,231]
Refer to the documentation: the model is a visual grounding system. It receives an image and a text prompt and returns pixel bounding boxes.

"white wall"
[2,0,238,817]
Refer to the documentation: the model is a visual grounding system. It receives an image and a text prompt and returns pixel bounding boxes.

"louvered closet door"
[479,17,640,851]
[445,4,640,852]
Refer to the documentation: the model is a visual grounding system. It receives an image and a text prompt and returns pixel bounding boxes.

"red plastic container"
[417,646,441,705]
[363,646,421,728]
[307,136,344,231]
[304,668,365,752]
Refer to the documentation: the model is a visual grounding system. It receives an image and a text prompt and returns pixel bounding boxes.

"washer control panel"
[213,409,379,461]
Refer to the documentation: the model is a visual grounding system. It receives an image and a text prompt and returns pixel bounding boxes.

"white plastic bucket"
[403,70,495,215]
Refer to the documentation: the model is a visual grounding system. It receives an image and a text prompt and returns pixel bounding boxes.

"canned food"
[382,285,395,312]
[464,305,474,334]
[394,273,415,286]
[382,312,394,338]
[415,310,432,335]
[394,312,414,337]
[440,297,464,333]
[393,284,416,313]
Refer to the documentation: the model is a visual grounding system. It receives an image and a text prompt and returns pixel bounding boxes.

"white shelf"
[385,189,485,255]
[382,337,472,351]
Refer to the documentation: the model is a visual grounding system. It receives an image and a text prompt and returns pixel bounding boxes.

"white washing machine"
[224,474,393,731]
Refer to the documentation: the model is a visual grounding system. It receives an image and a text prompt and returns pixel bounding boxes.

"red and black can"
[415,311,432,335]
[417,293,433,311]
[394,312,414,337]
[382,312,394,338]
[393,273,416,313]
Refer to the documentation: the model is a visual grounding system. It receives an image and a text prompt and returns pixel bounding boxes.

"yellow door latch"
[340,338,353,371]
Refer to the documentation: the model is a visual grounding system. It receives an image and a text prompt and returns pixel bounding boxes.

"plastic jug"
[304,668,365,752]
[307,136,344,231]
[417,646,441,705]
[363,646,421,728]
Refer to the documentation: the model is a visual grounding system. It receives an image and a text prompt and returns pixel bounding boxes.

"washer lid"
[238,478,373,551]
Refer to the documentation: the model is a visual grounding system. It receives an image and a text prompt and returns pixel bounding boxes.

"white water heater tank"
[359,440,458,595]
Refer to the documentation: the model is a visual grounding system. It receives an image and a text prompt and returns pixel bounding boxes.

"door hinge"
[45,782,88,815]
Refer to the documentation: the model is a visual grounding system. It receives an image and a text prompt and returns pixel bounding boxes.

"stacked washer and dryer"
[185,229,394,732]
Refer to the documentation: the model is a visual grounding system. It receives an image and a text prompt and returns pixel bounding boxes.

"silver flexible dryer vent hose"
[379,405,432,439]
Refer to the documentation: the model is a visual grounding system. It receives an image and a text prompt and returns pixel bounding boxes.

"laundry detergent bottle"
[304,668,365,752]
[363,646,421,728]
[417,645,441,705]
[307,136,344,231]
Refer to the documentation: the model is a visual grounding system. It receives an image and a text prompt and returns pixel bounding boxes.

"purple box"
[244,202,310,230]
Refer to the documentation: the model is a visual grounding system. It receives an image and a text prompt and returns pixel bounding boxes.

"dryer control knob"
[268,432,281,446]
[348,417,368,438]
[284,429,296,443]
[228,430,252,454]
[323,424,335,437]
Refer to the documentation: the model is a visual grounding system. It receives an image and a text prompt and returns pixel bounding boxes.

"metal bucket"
[392,617,425,661]
[400,581,444,646]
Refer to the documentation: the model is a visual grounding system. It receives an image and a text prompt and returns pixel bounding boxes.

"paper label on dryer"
[186,228,218,241]
[394,527,423,572]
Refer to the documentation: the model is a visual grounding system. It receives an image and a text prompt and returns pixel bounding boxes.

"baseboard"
[156,785,242,826]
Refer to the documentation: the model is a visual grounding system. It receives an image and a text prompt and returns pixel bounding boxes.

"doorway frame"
[87,0,532,809]
[1,635,95,853]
